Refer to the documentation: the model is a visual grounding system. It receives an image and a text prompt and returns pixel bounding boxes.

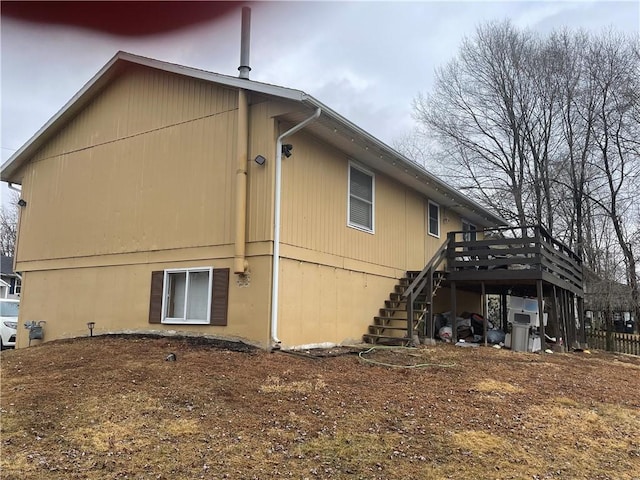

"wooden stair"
[363,239,450,345]
[363,271,444,345]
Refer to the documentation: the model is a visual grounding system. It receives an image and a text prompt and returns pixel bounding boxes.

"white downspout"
[270,107,321,347]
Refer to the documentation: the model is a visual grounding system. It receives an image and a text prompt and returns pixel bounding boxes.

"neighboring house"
[0,278,10,299]
[0,256,21,299]
[2,51,519,349]
[583,269,636,333]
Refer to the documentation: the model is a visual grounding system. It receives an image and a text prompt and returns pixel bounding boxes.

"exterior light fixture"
[87,322,95,337]
[282,144,293,158]
[254,155,266,166]
[17,199,27,207]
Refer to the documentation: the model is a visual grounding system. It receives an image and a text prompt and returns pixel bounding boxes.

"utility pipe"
[233,88,249,274]
[238,7,251,80]
[233,6,251,274]
[270,107,321,347]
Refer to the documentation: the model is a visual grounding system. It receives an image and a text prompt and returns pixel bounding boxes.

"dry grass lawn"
[1,335,639,479]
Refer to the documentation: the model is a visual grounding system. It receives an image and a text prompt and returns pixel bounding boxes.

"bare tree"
[550,30,599,257]
[409,23,640,325]
[413,21,536,228]
[586,32,640,324]
[0,192,19,257]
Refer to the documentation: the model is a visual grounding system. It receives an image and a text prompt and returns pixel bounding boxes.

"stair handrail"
[402,237,450,300]
[402,237,450,339]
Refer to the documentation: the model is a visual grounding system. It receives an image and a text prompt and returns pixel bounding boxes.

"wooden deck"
[364,225,586,347]
[446,225,583,297]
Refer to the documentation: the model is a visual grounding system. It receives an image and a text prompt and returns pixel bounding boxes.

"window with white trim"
[348,163,375,232]
[462,220,477,242]
[162,267,213,324]
[10,277,21,296]
[149,268,229,326]
[428,201,440,237]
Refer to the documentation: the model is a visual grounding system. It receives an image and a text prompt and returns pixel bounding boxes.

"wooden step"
[378,310,428,319]
[384,299,430,307]
[375,314,422,323]
[394,284,408,294]
[368,325,408,333]
[369,324,408,330]
[364,268,442,346]
[384,303,430,314]
[379,307,409,314]
[389,292,430,301]
[363,333,411,345]
[394,285,435,296]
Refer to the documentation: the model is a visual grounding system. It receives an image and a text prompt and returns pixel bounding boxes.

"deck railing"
[446,225,583,295]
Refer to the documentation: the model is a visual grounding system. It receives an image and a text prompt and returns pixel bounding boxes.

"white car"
[0,299,19,350]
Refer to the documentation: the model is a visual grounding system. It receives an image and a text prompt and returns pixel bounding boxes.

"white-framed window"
[161,267,213,324]
[11,277,21,296]
[427,201,440,237]
[462,220,477,242]
[348,162,375,233]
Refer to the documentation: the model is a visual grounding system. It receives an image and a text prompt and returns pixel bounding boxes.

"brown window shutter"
[149,271,164,324]
[210,268,229,326]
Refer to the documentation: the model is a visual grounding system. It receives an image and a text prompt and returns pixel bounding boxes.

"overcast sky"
[1,1,639,205]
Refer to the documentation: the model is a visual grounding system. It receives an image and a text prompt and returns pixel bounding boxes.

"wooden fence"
[587,330,640,356]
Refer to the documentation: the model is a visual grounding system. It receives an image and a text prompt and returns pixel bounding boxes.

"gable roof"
[1,51,508,228]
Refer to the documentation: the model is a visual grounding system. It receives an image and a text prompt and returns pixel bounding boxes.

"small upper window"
[348,163,374,232]
[163,267,212,324]
[428,201,440,237]
[462,220,477,242]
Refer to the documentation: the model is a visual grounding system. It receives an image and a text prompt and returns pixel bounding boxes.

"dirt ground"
[1,335,639,479]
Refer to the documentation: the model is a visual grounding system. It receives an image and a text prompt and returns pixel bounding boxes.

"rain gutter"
[270,107,321,348]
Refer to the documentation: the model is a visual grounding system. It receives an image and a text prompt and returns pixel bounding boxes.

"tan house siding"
[278,259,395,347]
[279,131,432,270]
[16,69,281,264]
[15,256,273,349]
[29,67,239,162]
[273,130,475,346]
[6,57,496,349]
[17,69,242,261]
[246,99,277,243]
[13,68,279,348]
[278,130,470,270]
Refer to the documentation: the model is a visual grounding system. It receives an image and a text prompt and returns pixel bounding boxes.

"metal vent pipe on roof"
[238,7,251,79]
